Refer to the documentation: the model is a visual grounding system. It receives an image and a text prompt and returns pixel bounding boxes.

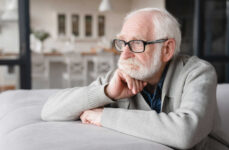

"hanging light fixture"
[1,0,18,21]
[99,0,112,12]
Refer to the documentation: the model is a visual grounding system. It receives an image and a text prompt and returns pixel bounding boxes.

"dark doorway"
[166,0,229,83]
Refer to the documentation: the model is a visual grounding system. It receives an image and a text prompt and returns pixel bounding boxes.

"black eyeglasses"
[113,38,168,53]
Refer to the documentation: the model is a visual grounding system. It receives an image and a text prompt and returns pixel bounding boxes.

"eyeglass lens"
[114,40,144,52]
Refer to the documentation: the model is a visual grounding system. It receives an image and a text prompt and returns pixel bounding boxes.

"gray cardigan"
[41,55,218,150]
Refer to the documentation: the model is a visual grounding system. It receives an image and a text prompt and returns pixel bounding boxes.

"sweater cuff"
[87,83,115,109]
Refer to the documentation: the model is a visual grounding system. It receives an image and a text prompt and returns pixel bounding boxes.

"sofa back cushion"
[214,84,229,145]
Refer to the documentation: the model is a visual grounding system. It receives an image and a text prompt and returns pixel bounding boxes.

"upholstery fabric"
[213,84,229,146]
[0,90,173,150]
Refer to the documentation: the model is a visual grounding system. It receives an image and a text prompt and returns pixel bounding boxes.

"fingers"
[80,111,89,124]
[118,70,147,94]
[80,109,102,127]
[117,70,132,89]
[107,69,148,100]
[133,79,142,94]
[135,80,140,93]
[137,80,147,92]
[92,108,103,112]
[122,72,133,90]
[132,79,137,94]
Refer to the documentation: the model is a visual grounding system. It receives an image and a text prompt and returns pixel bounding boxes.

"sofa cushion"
[0,90,173,150]
[214,84,229,145]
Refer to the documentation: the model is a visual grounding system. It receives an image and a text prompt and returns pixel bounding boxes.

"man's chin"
[120,68,145,80]
[120,67,154,80]
[118,63,148,80]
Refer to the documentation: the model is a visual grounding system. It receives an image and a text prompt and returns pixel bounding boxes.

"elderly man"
[41,8,218,149]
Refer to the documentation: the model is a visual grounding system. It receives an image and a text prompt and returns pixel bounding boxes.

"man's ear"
[161,39,176,63]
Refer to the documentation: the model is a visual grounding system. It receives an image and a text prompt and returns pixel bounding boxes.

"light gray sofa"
[0,84,228,150]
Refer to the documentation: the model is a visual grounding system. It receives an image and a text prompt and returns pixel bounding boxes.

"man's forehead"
[116,33,147,41]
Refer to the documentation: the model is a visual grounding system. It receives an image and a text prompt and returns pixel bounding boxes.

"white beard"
[118,45,162,80]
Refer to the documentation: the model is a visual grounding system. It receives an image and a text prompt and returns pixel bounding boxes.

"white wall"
[130,0,165,11]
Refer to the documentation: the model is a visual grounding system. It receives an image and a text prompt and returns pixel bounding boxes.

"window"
[85,15,92,36]
[0,0,31,90]
[0,66,19,93]
[58,14,66,35]
[72,14,79,36]
[98,15,105,36]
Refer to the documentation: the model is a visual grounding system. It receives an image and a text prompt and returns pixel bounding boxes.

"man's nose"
[120,45,135,59]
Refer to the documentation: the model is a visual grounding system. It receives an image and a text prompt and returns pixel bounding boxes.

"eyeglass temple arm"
[147,39,168,44]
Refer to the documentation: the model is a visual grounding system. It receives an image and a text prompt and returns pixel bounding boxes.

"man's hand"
[105,69,147,100]
[80,108,103,127]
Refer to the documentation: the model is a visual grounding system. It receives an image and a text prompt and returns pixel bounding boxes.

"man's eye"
[118,41,124,46]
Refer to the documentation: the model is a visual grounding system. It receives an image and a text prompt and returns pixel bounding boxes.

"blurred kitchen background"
[0,0,228,92]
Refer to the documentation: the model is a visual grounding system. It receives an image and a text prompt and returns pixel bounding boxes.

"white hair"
[125,8,181,56]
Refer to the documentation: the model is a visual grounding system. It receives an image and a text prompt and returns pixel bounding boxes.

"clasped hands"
[80,69,147,126]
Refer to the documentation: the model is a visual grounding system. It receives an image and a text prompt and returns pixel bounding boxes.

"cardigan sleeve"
[101,61,217,149]
[41,70,115,121]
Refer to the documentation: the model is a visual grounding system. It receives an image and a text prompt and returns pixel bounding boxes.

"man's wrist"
[104,84,116,100]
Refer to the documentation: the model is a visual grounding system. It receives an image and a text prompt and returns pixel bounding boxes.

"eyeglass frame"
[113,38,168,53]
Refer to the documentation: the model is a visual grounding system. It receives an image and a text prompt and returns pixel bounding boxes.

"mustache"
[118,58,142,70]
[118,58,141,66]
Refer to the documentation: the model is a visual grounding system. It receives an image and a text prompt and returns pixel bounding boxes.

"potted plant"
[33,30,50,53]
